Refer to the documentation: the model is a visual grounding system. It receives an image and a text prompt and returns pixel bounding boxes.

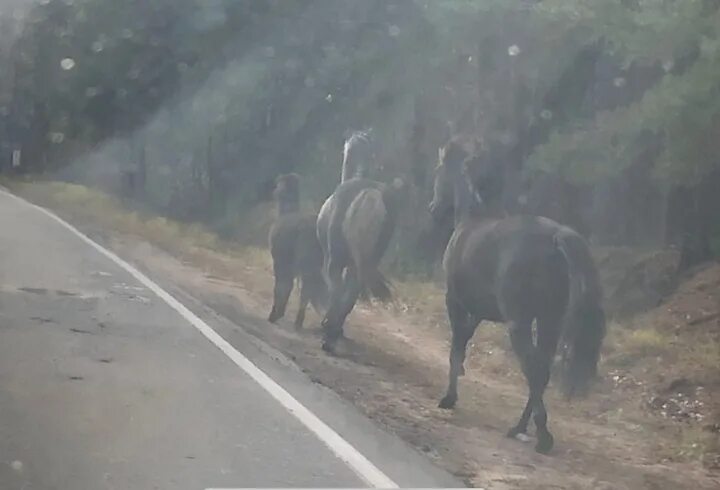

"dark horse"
[268,173,327,329]
[316,130,400,352]
[428,139,606,454]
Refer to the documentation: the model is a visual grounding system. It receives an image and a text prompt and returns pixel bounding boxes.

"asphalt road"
[0,189,461,489]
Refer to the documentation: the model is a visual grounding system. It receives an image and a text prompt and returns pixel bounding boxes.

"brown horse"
[268,173,327,329]
[428,139,606,454]
[316,130,400,352]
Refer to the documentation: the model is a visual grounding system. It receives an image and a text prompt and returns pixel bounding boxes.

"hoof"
[321,339,336,354]
[535,432,554,454]
[268,315,279,324]
[438,394,457,409]
[506,426,529,440]
[458,365,466,377]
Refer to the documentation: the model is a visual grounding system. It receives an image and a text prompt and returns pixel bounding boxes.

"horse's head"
[428,138,469,224]
[273,173,300,213]
[341,129,377,182]
[273,173,299,199]
[463,149,505,208]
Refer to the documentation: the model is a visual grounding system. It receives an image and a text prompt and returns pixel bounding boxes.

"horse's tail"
[343,187,395,302]
[554,229,606,399]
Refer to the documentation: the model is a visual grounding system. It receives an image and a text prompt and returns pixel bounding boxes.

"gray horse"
[316,130,400,352]
[428,139,606,454]
[268,173,327,329]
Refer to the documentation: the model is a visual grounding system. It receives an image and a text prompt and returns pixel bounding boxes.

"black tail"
[555,230,606,398]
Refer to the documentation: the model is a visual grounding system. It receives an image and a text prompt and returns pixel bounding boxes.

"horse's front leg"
[439,293,477,409]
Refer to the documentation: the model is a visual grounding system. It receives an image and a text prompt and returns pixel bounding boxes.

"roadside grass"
[7,179,717,370]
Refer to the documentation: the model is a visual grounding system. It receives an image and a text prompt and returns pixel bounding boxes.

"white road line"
[1,188,398,489]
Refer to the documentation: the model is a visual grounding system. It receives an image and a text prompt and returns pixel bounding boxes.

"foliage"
[5,0,720,267]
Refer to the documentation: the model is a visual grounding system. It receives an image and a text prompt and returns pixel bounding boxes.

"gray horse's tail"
[554,229,606,399]
[342,187,394,302]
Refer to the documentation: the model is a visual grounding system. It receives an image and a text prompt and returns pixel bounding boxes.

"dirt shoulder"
[8,180,720,489]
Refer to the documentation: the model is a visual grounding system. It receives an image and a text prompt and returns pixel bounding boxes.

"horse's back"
[270,212,321,271]
[446,215,574,321]
[322,178,386,253]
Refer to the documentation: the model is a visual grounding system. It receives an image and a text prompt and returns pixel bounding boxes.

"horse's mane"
[343,129,373,161]
[341,128,375,182]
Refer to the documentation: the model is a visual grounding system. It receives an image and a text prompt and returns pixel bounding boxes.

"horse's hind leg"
[322,268,361,352]
[529,315,561,454]
[506,319,534,439]
[294,278,311,330]
[508,316,561,453]
[268,269,294,324]
[439,294,477,409]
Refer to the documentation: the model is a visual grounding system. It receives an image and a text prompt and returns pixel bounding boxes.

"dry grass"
[619,327,672,357]
[4,179,271,270]
[10,178,715,370]
[6,178,720,471]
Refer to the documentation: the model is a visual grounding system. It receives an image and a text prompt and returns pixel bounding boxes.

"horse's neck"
[341,168,368,183]
[452,177,483,225]
[453,176,507,225]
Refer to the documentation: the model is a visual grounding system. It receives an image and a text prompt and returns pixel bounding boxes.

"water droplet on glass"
[91,41,104,53]
[467,56,473,63]
[127,68,140,80]
[10,461,23,472]
[540,109,553,120]
[60,58,76,70]
[508,45,521,57]
[388,25,400,37]
[325,93,333,102]
[263,46,275,58]
[177,62,189,73]
[613,77,626,88]
[49,132,65,144]
[304,76,315,88]
[662,60,674,72]
[121,28,134,39]
[85,87,99,98]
